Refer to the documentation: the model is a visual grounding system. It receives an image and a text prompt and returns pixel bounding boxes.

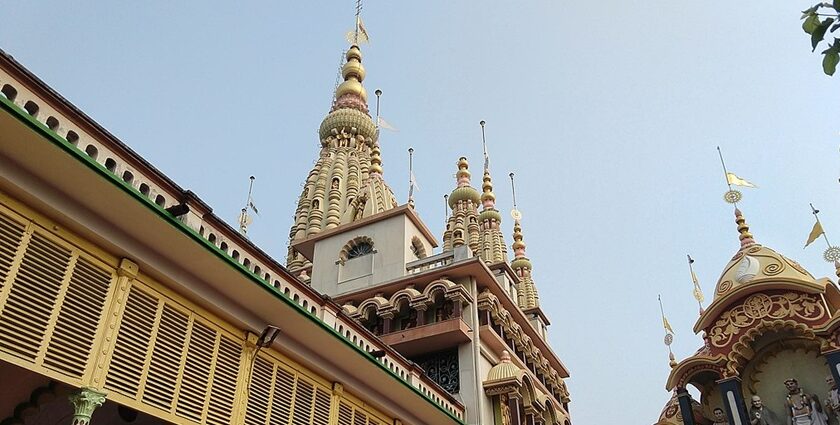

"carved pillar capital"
[69,387,107,425]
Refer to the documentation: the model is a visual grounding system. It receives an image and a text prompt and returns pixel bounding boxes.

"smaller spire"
[734,208,755,247]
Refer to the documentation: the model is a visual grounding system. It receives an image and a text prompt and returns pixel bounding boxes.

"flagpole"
[509,172,518,211]
[374,89,382,128]
[687,254,704,315]
[408,147,415,206]
[444,194,449,220]
[716,146,733,193]
[246,176,255,209]
[480,120,488,171]
[354,0,362,43]
[658,295,677,367]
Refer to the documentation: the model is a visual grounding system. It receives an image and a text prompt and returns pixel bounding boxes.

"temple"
[0,19,570,425]
[655,208,840,425]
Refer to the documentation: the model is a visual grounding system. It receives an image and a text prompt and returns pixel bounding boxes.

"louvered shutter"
[270,365,295,424]
[143,304,189,410]
[0,232,72,362]
[106,288,158,396]
[205,334,241,424]
[312,386,332,425]
[175,320,216,421]
[43,257,112,377]
[245,356,274,425]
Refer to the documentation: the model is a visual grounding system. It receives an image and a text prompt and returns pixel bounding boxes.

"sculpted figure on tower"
[785,378,828,425]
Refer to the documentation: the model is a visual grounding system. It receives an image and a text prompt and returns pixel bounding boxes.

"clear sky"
[2,1,838,423]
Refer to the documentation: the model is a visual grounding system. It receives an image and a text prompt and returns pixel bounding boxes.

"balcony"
[379,317,472,358]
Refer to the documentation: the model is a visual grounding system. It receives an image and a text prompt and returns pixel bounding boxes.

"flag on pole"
[249,199,259,215]
[356,16,370,43]
[663,316,674,335]
[409,171,420,192]
[726,172,757,188]
[378,116,397,131]
[805,220,825,248]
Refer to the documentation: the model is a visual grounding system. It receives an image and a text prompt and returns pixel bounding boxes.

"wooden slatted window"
[142,304,190,410]
[245,353,336,425]
[43,257,112,377]
[0,206,115,385]
[338,397,391,425]
[338,401,354,425]
[270,364,295,424]
[106,288,158,395]
[0,232,72,361]
[205,335,241,424]
[244,356,274,425]
[175,321,216,422]
[106,284,243,424]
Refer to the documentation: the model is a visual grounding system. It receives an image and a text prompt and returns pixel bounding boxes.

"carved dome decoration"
[665,351,726,391]
[484,351,525,394]
[653,392,707,425]
[696,243,826,333]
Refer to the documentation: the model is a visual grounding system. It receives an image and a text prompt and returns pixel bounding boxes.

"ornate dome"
[712,209,816,301]
[486,351,524,383]
[654,392,706,425]
[448,158,481,208]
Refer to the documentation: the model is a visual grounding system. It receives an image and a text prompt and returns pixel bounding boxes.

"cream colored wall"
[311,214,419,296]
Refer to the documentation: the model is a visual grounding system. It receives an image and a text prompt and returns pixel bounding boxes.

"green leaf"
[823,51,839,75]
[804,13,820,34]
[813,18,835,51]
[834,0,840,11]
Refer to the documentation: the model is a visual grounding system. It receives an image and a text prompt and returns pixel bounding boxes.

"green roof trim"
[0,94,465,425]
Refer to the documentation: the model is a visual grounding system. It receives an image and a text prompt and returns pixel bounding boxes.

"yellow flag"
[356,16,370,43]
[663,316,674,335]
[726,172,757,188]
[691,270,705,303]
[804,220,824,248]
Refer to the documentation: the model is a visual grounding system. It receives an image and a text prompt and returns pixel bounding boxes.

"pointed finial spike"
[734,208,755,247]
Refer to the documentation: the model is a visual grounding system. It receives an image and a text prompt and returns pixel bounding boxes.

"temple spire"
[286,31,399,277]
[476,121,507,263]
[509,173,538,309]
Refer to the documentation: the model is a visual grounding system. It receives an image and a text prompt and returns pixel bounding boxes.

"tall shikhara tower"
[286,44,398,276]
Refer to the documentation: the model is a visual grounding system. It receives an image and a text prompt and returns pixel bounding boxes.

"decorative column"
[328,382,343,425]
[507,394,523,425]
[717,377,749,425]
[381,312,394,334]
[824,349,840,387]
[411,301,428,326]
[68,387,107,425]
[676,387,697,425]
[231,332,260,424]
[88,258,138,387]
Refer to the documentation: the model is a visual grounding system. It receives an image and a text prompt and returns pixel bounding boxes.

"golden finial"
[659,295,677,368]
[734,208,755,247]
[335,45,367,102]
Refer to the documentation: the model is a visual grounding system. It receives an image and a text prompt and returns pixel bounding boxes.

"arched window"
[105,158,117,173]
[232,250,240,260]
[154,195,165,207]
[312,199,320,210]
[220,242,228,252]
[208,233,217,244]
[139,183,150,197]
[410,236,427,259]
[122,170,134,184]
[84,145,98,160]
[347,242,373,259]
[1,84,17,101]
[66,130,79,146]
[339,236,375,262]
[46,116,59,131]
[23,101,39,117]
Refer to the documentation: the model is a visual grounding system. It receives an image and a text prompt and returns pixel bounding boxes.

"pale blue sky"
[2,2,839,423]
